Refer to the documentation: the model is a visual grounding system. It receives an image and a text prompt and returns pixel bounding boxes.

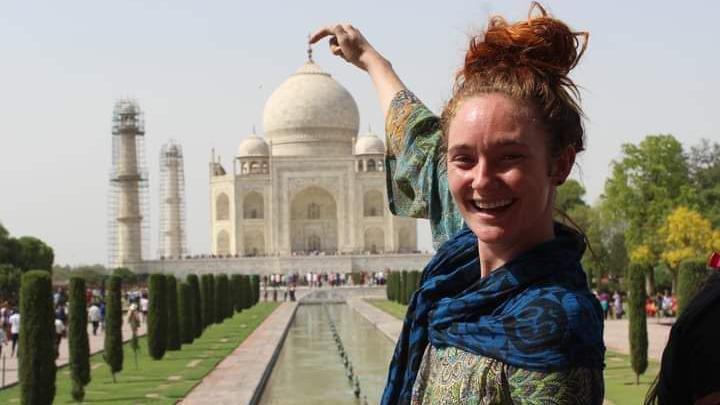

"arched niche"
[364,227,384,254]
[290,186,338,254]
[363,190,384,217]
[216,230,230,255]
[216,193,229,221]
[243,191,264,219]
[398,227,415,253]
[366,159,376,172]
[244,231,265,256]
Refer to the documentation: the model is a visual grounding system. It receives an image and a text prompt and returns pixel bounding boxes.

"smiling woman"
[312,2,604,405]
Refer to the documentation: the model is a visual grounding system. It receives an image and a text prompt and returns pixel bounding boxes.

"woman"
[312,3,604,404]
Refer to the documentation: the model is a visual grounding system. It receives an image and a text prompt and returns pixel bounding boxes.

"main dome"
[262,60,360,156]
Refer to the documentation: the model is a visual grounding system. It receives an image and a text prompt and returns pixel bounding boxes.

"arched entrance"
[290,186,338,254]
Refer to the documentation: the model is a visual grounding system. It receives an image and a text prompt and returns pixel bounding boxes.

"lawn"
[0,302,279,404]
[366,299,661,405]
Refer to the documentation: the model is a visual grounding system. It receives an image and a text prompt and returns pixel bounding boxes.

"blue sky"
[1,0,718,265]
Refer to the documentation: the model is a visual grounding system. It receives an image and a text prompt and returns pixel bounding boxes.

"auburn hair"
[440,2,589,159]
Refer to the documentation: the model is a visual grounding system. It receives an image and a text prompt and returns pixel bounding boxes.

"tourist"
[312,3,605,403]
[0,322,6,358]
[54,316,66,358]
[645,270,720,404]
[140,293,149,323]
[613,290,623,320]
[88,302,101,336]
[9,308,19,357]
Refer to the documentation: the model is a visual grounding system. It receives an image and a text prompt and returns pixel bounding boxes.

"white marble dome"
[262,60,360,156]
[237,134,269,157]
[355,133,385,155]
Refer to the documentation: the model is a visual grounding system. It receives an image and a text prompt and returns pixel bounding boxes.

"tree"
[215,274,229,323]
[400,271,408,305]
[677,259,711,315]
[0,264,21,304]
[200,274,213,329]
[112,267,138,285]
[555,179,588,213]
[165,275,181,351]
[104,275,123,382]
[148,274,167,360]
[627,263,648,385]
[16,236,54,272]
[251,274,260,305]
[660,206,717,291]
[240,275,252,309]
[19,270,56,405]
[68,277,90,401]
[177,282,194,345]
[230,274,242,313]
[186,274,202,338]
[602,134,692,293]
[688,139,720,228]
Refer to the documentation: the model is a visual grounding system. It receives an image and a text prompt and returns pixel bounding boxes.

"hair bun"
[463,2,588,80]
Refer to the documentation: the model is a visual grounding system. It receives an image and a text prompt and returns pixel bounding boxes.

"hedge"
[148,273,167,360]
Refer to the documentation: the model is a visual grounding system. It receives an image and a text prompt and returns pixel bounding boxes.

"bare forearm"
[365,54,406,119]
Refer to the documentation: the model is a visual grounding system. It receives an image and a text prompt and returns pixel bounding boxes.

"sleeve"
[505,367,605,405]
[384,90,463,247]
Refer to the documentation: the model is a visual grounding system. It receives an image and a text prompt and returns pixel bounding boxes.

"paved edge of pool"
[346,297,402,344]
[179,301,299,405]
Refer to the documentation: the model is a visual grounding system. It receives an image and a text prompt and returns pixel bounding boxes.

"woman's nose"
[470,159,495,190]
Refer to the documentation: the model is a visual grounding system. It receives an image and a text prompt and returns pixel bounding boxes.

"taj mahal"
[113,50,432,277]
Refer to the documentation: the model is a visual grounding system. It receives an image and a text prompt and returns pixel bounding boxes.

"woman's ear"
[551,146,576,186]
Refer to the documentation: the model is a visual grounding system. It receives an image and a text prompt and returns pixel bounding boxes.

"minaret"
[108,99,149,269]
[158,140,187,259]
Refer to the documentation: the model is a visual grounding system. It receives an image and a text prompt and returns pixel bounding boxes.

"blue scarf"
[380,223,605,405]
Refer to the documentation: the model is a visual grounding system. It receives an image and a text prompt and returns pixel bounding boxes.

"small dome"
[262,60,359,157]
[355,133,385,155]
[237,134,269,157]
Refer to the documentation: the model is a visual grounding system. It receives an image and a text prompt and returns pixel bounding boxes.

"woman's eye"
[502,154,524,161]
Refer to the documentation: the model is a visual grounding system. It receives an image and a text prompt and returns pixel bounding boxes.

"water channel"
[259,303,395,405]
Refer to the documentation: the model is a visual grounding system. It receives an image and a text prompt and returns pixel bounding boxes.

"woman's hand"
[309,24,406,118]
[309,24,383,71]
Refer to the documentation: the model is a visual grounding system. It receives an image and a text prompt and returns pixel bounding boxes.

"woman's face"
[446,93,573,250]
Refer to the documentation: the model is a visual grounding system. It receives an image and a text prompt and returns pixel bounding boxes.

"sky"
[0,0,718,266]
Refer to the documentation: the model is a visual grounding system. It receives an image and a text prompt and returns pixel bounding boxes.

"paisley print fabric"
[379,224,605,405]
[411,346,603,405]
[384,90,463,247]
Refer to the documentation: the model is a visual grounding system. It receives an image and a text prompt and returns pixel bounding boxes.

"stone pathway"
[0,321,147,388]
[179,301,298,405]
[603,317,673,361]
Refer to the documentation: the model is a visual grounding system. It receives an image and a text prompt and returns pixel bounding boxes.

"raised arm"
[309,24,405,118]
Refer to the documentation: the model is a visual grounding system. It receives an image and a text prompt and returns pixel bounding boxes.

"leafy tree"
[148,274,167,360]
[19,270,56,404]
[165,275,181,351]
[660,206,718,290]
[177,282,193,345]
[677,259,711,315]
[627,263,648,385]
[687,139,720,227]
[0,264,21,304]
[104,276,123,382]
[112,267,138,285]
[16,236,54,272]
[68,277,90,401]
[555,179,588,213]
[602,134,692,293]
[186,274,202,338]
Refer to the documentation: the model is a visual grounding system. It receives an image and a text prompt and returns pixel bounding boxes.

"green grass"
[367,298,661,405]
[0,302,279,404]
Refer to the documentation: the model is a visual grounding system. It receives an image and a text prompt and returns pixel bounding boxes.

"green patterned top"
[384,90,604,404]
[384,90,463,248]
[411,346,603,405]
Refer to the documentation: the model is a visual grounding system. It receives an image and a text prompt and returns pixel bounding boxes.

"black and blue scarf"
[380,223,605,405]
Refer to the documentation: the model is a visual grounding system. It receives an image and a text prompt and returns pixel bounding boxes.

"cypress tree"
[394,272,403,303]
[239,275,250,310]
[200,274,212,329]
[678,259,711,315]
[68,277,90,401]
[177,282,193,344]
[186,274,202,338]
[148,273,167,360]
[207,274,216,325]
[386,272,393,301]
[400,271,408,305]
[231,274,242,313]
[19,270,56,405]
[628,263,648,385]
[251,274,260,305]
[166,275,181,351]
[104,275,123,382]
[214,274,225,323]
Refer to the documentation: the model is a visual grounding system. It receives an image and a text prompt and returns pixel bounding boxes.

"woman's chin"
[468,222,514,245]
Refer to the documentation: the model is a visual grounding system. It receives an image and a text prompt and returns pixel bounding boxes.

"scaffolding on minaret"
[107,99,150,270]
[158,140,188,259]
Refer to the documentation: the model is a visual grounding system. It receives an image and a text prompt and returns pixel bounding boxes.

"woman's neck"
[477,220,555,278]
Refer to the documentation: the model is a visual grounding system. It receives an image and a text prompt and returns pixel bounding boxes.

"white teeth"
[472,199,512,209]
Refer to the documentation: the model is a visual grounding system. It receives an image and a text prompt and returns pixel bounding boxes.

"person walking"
[88,302,101,336]
[9,309,20,357]
[312,3,605,403]
[54,316,66,358]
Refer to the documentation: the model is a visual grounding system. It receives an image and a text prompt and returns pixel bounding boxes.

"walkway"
[0,321,147,388]
[603,317,673,361]
[179,301,298,405]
